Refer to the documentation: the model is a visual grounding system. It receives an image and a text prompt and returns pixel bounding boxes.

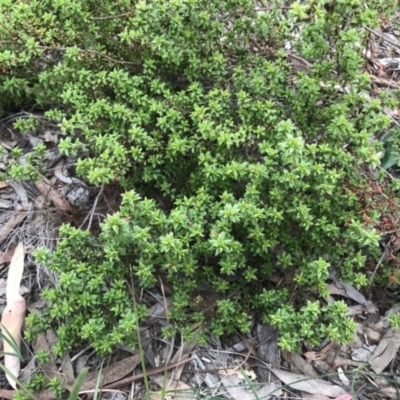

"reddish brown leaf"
[35,179,72,212]
[0,243,16,264]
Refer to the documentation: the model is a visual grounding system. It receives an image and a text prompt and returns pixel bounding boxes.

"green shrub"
[1,0,398,353]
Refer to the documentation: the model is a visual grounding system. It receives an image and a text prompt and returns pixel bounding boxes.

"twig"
[91,10,136,20]
[70,345,92,363]
[286,52,313,68]
[370,243,389,282]
[101,357,193,390]
[38,45,140,66]
[378,165,396,181]
[86,183,104,231]
[366,27,400,50]
[387,114,400,129]
[370,74,399,89]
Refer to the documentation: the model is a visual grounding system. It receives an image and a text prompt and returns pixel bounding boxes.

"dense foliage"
[0,0,399,354]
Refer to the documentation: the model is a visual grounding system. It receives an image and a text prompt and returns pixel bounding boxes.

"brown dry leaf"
[40,131,59,144]
[0,209,29,244]
[7,182,29,209]
[0,244,34,265]
[303,341,335,361]
[35,194,49,209]
[0,182,9,189]
[33,332,65,383]
[77,354,141,392]
[60,353,75,384]
[169,327,201,381]
[35,179,72,211]
[327,280,370,305]
[346,303,379,316]
[357,323,382,344]
[0,243,16,264]
[170,328,201,365]
[324,349,361,368]
[241,336,257,358]
[282,350,318,377]
[369,327,400,374]
[0,137,18,150]
[31,389,58,399]
[0,389,16,399]
[269,368,347,398]
[145,300,172,325]
[303,352,325,361]
[19,358,37,383]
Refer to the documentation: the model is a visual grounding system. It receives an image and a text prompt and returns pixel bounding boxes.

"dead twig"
[87,183,104,230]
[366,27,400,50]
[38,46,140,66]
[286,52,313,68]
[370,74,399,89]
[91,10,136,20]
[370,242,390,282]
[83,183,104,231]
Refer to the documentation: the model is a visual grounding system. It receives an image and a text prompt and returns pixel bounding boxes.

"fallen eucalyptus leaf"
[2,296,26,388]
[1,242,26,388]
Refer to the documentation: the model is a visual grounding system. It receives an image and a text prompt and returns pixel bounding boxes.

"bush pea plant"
[1,0,398,353]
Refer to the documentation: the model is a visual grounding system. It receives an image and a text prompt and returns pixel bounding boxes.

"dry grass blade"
[0,210,29,244]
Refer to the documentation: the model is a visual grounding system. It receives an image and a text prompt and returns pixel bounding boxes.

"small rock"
[59,185,90,210]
